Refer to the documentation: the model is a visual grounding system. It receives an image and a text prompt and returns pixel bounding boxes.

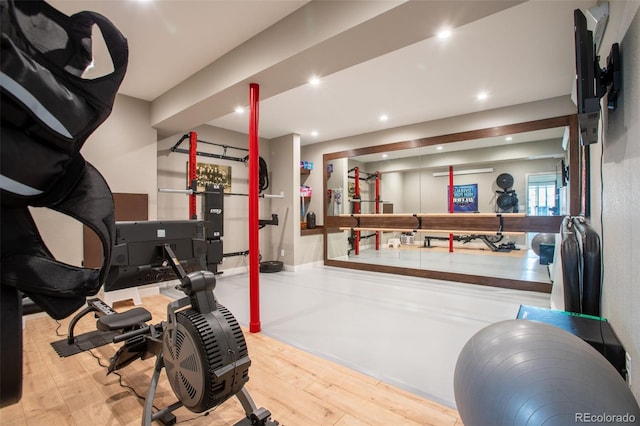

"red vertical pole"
[248,83,261,333]
[375,171,380,250]
[354,167,360,255]
[448,165,454,253]
[188,131,198,219]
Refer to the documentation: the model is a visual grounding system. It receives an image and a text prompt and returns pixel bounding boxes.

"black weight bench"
[51,298,152,357]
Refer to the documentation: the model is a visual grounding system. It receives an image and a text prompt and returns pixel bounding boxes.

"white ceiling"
[51,0,309,100]
[50,0,596,145]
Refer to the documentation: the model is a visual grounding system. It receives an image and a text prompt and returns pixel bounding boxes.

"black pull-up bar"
[171,134,249,153]
[158,188,284,199]
[170,134,249,163]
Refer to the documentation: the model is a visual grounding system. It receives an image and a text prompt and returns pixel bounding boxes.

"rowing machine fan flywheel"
[163,304,250,413]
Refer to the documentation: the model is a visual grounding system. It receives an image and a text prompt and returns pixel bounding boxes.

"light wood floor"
[1,295,462,426]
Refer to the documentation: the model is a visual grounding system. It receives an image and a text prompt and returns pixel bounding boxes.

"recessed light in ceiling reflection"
[505,136,513,141]
[477,92,488,101]
[311,130,319,137]
[309,76,320,86]
[437,28,452,39]
[235,106,244,113]
[382,154,388,158]
[436,146,443,150]
[379,114,388,122]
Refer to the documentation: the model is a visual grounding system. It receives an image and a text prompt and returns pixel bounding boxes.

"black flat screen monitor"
[104,220,207,292]
[556,159,568,188]
[574,8,600,145]
[574,9,621,145]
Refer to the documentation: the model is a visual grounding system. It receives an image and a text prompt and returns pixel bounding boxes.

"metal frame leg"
[236,387,258,417]
[141,353,182,426]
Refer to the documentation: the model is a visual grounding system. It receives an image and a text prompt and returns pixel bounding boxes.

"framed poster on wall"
[187,162,232,192]
[448,183,478,213]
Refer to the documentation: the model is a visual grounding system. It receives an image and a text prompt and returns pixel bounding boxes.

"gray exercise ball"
[454,319,639,426]
[531,233,555,256]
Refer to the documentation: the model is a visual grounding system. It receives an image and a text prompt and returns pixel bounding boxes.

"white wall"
[398,158,559,215]
[156,124,272,273]
[595,2,640,399]
[302,96,575,224]
[267,133,299,267]
[31,94,157,266]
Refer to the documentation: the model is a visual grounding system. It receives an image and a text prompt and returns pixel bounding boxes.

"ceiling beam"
[150,0,524,138]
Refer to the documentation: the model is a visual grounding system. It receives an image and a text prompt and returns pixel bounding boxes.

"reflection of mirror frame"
[322,115,579,293]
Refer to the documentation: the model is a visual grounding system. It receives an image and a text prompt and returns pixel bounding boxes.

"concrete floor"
[164,265,551,408]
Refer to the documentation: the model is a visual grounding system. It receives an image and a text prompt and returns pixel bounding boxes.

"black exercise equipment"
[1,0,127,406]
[347,167,382,255]
[422,234,519,253]
[260,260,284,273]
[259,214,279,229]
[220,251,283,273]
[170,134,249,163]
[516,305,626,379]
[55,244,278,425]
[560,216,582,313]
[573,218,602,316]
[347,232,378,256]
[0,285,22,407]
[561,216,602,316]
[51,298,151,357]
[496,173,514,189]
[204,183,224,273]
[495,173,519,213]
[169,136,270,196]
[166,182,279,274]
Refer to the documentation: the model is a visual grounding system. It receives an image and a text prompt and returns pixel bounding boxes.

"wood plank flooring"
[1,295,462,425]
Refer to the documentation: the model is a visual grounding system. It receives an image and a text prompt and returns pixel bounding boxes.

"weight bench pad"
[97,307,151,331]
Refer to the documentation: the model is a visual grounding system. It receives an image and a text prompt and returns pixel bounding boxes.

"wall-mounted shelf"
[301,225,324,236]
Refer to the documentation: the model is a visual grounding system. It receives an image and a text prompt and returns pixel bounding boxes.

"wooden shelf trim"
[301,225,324,236]
[327,213,563,234]
[338,227,525,236]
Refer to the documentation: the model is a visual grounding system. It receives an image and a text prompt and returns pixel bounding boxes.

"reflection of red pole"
[354,167,360,255]
[375,171,380,250]
[248,83,260,333]
[188,131,198,219]
[449,166,454,253]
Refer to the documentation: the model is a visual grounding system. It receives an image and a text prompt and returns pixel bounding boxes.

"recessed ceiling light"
[382,154,388,158]
[505,136,513,141]
[437,28,452,39]
[308,76,321,86]
[379,114,388,122]
[235,106,244,113]
[436,146,443,150]
[311,130,319,137]
[477,92,488,101]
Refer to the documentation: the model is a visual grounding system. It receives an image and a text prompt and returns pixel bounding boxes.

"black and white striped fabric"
[0,0,128,319]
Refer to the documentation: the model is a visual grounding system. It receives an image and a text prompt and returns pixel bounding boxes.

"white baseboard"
[217,266,250,277]
[216,262,323,275]
[286,260,324,272]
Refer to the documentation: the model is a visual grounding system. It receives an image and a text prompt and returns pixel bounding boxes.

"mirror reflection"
[326,126,569,287]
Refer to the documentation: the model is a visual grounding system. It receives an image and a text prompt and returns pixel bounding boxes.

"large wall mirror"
[323,115,580,293]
